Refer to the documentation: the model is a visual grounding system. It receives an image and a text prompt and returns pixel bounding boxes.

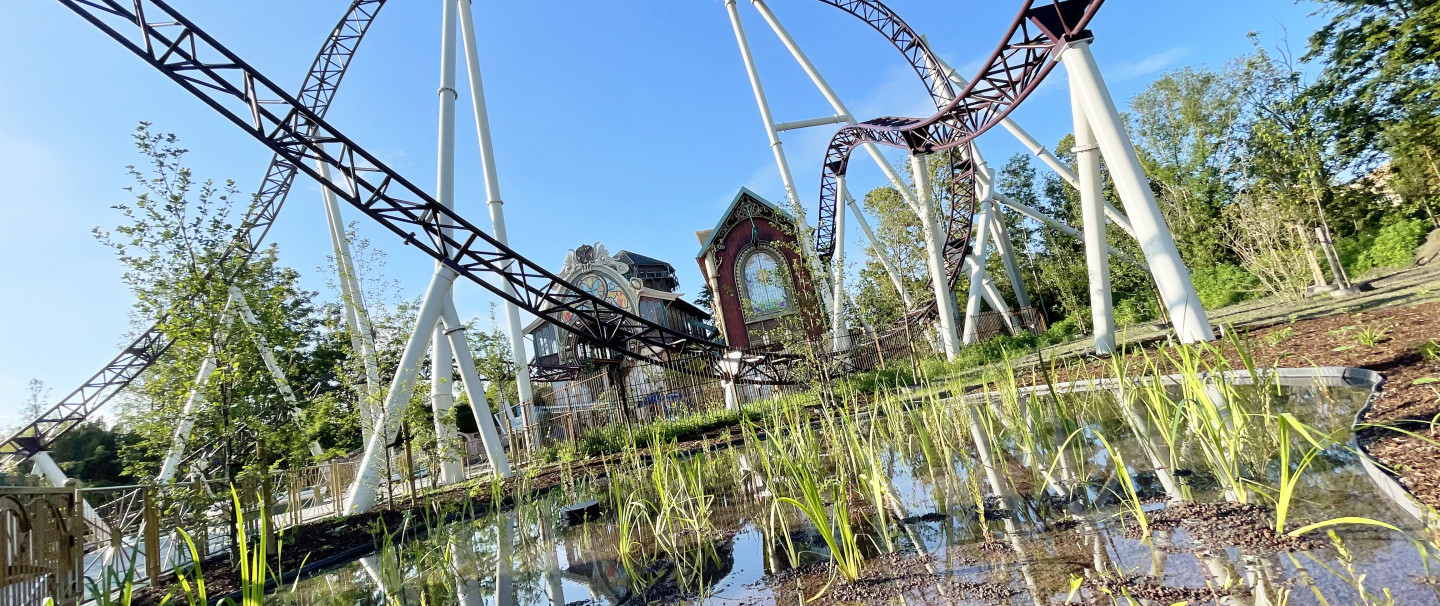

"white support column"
[988,211,1029,309]
[431,0,466,487]
[317,158,381,446]
[911,154,961,359]
[723,0,832,318]
[430,323,464,484]
[751,0,923,214]
[927,43,1135,237]
[231,287,324,458]
[440,298,511,478]
[455,0,538,444]
[1072,74,1115,355]
[964,257,1015,335]
[845,194,913,310]
[345,270,450,513]
[1063,40,1213,343]
[30,451,108,534]
[157,295,235,484]
[962,200,995,345]
[830,174,850,352]
[993,191,1141,267]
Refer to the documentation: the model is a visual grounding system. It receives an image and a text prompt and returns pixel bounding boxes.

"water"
[275,372,1440,605]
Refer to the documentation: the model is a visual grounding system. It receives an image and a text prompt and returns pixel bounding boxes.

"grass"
[534,405,768,464]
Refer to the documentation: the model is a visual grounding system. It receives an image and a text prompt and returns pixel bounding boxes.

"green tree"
[97,124,325,482]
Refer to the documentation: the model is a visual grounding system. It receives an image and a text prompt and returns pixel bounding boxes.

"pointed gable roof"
[696,187,793,258]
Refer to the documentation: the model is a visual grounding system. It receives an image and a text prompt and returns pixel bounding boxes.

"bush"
[1114,296,1157,327]
[1190,263,1260,309]
[1354,218,1429,275]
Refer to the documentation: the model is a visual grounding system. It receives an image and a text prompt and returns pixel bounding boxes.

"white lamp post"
[720,350,744,412]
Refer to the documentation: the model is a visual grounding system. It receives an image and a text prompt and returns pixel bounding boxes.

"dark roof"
[614,249,680,293]
[695,187,791,257]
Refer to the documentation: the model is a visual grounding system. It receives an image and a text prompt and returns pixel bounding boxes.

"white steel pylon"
[723,0,834,321]
[1071,73,1116,355]
[315,156,382,445]
[454,0,540,446]
[1062,40,1213,343]
[344,0,520,514]
[726,0,933,342]
[156,287,324,484]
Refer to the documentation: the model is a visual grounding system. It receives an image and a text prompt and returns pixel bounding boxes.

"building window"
[737,247,791,320]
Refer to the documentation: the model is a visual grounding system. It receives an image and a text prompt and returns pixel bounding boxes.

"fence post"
[330,460,343,517]
[64,479,86,605]
[143,485,161,582]
[259,472,276,551]
[289,471,301,528]
[870,325,886,370]
[187,478,205,559]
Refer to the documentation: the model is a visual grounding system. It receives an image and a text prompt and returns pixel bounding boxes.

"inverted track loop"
[815,0,1102,323]
[0,0,388,460]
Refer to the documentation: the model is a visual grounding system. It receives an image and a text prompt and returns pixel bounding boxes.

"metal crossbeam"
[0,0,388,461]
[53,0,794,392]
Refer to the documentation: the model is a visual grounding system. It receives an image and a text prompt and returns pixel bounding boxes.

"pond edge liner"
[212,429,755,603]
[1346,368,1437,527]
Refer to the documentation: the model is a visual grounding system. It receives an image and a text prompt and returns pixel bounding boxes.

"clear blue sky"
[0,0,1322,427]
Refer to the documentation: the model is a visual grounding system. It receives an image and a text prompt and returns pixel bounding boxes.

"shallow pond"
[275,370,1440,605]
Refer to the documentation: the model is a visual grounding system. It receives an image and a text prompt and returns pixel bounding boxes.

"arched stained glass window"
[739,248,790,319]
[561,271,631,325]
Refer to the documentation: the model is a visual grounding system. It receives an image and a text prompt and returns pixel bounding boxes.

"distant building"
[526,243,714,381]
[695,188,824,350]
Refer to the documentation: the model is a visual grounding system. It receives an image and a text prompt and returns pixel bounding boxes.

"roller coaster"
[4,0,1213,515]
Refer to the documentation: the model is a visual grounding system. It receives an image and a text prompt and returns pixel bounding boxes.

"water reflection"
[275,374,1439,605]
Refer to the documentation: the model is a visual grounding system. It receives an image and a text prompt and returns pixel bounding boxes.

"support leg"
[845,194,913,310]
[988,211,1030,309]
[345,270,451,513]
[962,200,996,345]
[455,0,539,447]
[157,295,235,483]
[1071,75,1115,355]
[317,157,382,445]
[910,154,961,359]
[431,322,464,484]
[1064,40,1213,343]
[441,297,512,478]
[723,0,832,317]
[831,174,850,352]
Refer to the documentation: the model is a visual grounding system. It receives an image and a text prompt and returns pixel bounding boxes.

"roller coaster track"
[48,0,807,397]
[814,0,1102,323]
[21,0,1100,447]
[0,0,387,461]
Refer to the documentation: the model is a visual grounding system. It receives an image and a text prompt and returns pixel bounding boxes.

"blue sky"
[0,0,1321,427]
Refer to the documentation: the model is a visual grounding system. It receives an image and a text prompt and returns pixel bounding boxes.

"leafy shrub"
[1190,263,1260,308]
[1354,219,1429,275]
[1114,296,1158,327]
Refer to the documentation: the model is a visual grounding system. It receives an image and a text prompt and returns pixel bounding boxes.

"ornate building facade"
[526,243,714,379]
[695,188,824,350]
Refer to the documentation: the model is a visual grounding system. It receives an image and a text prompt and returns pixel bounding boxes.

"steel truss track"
[0,0,387,462]
[814,0,1101,324]
[51,0,799,394]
